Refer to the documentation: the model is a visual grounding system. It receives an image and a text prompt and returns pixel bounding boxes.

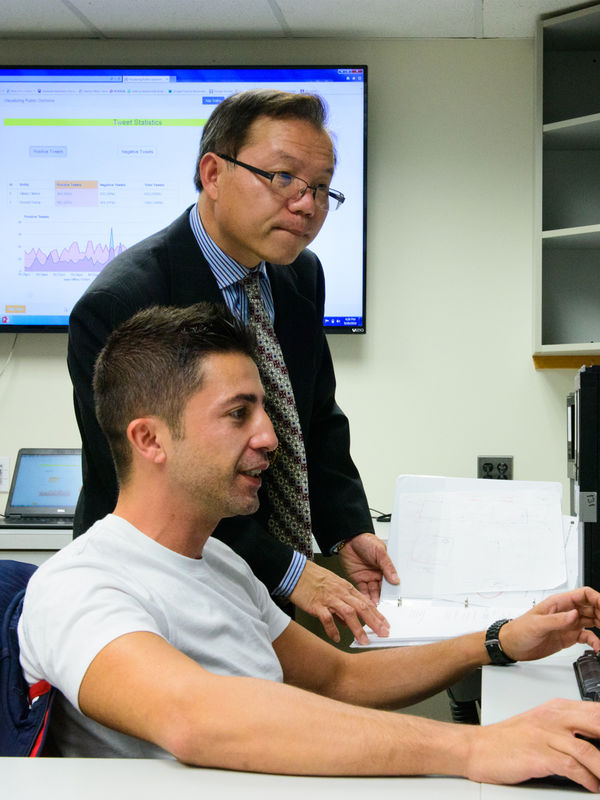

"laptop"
[0,448,81,529]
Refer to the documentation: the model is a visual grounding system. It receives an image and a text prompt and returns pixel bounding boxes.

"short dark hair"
[93,302,255,484]
[194,88,331,192]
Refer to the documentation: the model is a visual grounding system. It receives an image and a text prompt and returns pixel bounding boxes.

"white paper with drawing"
[383,475,566,599]
[352,476,568,649]
[352,476,568,648]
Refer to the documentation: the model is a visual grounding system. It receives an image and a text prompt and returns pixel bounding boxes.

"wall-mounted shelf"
[533,354,600,369]
[534,4,600,365]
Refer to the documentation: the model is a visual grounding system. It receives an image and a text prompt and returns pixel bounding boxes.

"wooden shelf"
[533,354,600,369]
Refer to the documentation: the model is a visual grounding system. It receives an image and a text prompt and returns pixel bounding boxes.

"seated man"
[18,303,600,789]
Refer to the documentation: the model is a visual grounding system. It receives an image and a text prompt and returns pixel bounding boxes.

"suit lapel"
[166,207,224,307]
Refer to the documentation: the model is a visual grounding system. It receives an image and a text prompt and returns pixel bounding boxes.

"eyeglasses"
[216,153,345,212]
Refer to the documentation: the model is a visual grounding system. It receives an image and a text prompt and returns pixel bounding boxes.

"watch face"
[485,639,501,662]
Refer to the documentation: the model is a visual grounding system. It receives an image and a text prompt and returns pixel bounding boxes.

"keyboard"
[574,650,600,701]
[0,516,73,528]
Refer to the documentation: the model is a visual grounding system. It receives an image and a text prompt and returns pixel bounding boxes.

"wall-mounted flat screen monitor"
[0,65,367,333]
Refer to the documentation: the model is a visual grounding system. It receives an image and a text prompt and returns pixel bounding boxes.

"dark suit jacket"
[67,207,373,591]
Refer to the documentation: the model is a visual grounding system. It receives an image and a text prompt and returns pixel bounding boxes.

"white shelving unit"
[534,4,600,368]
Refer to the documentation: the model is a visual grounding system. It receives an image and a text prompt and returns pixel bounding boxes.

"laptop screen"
[5,449,82,518]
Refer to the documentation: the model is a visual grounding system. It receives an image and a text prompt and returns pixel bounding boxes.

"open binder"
[354,475,577,648]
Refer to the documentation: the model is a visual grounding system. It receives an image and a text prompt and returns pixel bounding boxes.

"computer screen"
[0,65,367,333]
[7,449,82,515]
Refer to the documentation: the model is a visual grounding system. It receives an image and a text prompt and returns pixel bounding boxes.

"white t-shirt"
[18,514,290,758]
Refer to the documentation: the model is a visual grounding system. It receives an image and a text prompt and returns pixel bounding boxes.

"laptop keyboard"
[2,516,73,526]
[574,650,600,701]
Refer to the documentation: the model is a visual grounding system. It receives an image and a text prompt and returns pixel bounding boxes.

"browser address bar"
[122,76,171,83]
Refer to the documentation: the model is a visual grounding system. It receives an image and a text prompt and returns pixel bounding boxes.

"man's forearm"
[274,620,487,712]
[329,631,489,710]
[168,673,471,777]
[146,670,600,789]
[339,586,600,711]
[80,632,473,778]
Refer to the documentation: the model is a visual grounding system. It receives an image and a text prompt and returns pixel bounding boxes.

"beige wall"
[0,37,576,514]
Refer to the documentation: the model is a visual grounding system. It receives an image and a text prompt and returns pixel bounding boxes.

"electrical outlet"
[477,456,513,480]
[0,456,9,491]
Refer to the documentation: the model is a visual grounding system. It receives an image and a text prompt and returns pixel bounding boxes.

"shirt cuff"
[329,539,349,555]
[272,552,307,598]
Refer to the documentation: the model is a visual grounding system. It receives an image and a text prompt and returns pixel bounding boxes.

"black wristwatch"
[484,618,516,666]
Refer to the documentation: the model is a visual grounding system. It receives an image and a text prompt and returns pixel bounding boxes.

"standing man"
[67,89,397,642]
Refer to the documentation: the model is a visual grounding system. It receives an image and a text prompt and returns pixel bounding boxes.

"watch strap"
[485,618,516,666]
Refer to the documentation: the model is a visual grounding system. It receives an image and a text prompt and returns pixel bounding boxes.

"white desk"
[0,528,72,565]
[481,644,587,727]
[2,754,589,799]
[3,759,477,800]
[481,786,585,799]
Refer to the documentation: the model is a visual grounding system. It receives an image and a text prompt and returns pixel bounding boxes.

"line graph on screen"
[23,229,127,273]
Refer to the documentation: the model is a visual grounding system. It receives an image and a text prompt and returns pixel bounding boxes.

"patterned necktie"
[242,271,313,558]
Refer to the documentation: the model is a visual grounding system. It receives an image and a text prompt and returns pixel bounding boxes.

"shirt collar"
[189,204,266,290]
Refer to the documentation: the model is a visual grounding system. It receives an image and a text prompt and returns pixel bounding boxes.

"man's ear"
[126,417,168,466]
[198,152,221,200]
